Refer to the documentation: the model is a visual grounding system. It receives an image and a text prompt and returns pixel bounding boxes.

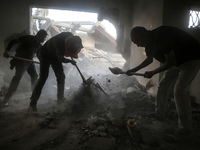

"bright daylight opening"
[188,10,200,28]
[30,7,125,78]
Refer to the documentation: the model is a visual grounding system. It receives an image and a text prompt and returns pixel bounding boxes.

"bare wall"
[0,0,133,85]
[130,0,164,94]
[0,0,29,81]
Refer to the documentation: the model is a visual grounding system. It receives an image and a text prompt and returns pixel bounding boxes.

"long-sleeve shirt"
[145,26,200,66]
[40,32,73,61]
[6,35,41,59]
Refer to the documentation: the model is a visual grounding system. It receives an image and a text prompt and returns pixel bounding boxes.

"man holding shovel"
[28,32,83,112]
[3,30,47,105]
[126,26,200,141]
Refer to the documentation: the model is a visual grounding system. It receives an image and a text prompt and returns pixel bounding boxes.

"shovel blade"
[109,67,125,75]
[109,67,144,76]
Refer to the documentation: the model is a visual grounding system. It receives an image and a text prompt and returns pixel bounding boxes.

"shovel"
[71,57,108,97]
[10,56,40,64]
[109,67,144,76]
[70,57,93,85]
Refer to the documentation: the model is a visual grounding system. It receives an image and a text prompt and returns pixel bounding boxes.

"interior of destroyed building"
[1,0,200,149]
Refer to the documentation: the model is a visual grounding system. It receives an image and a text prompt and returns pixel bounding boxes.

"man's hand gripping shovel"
[70,57,93,85]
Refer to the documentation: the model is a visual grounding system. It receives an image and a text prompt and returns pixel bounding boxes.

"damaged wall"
[0,0,133,88]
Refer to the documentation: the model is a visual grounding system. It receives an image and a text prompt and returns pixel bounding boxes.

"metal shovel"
[109,67,144,76]
[71,57,91,84]
[71,57,108,96]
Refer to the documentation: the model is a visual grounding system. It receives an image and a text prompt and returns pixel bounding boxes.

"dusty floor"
[0,74,200,150]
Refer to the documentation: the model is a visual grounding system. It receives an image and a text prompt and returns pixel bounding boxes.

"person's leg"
[29,58,50,111]
[27,63,38,91]
[51,61,65,104]
[156,67,179,118]
[174,60,200,132]
[4,61,27,103]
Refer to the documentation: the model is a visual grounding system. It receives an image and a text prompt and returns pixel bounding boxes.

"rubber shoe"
[57,97,67,106]
[0,101,9,106]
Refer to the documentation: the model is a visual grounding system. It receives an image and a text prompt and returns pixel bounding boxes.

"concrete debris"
[37,78,200,149]
[48,122,56,129]
[0,72,200,150]
[70,84,200,149]
[38,111,58,128]
[83,137,116,150]
[120,86,139,98]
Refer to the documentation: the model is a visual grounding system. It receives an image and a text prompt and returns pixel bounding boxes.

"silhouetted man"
[3,30,47,105]
[126,26,200,140]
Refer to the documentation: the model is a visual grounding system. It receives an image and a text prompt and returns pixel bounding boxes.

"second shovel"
[109,67,144,76]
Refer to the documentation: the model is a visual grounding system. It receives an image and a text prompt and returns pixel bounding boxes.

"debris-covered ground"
[0,69,200,150]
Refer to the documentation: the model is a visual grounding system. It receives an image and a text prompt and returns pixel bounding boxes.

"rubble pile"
[32,76,170,149]
[38,111,58,129]
[31,75,162,149]
[50,74,200,149]
[1,70,200,149]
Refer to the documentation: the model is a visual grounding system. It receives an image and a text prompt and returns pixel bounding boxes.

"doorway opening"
[30,7,125,76]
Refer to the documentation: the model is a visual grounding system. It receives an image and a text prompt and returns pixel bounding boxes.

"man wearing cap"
[28,32,83,112]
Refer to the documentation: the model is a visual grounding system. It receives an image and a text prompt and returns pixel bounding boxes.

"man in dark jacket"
[3,30,47,105]
[126,26,200,139]
[28,32,83,112]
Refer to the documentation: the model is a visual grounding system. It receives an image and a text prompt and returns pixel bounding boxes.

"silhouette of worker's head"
[65,36,83,58]
[130,26,148,47]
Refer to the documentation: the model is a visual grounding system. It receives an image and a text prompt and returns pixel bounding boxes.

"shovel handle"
[122,72,144,76]
[9,56,40,64]
[71,57,87,83]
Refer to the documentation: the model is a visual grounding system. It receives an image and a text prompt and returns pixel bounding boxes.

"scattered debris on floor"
[0,71,200,150]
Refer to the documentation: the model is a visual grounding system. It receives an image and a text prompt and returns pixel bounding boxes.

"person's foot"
[57,97,67,106]
[56,98,67,112]
[4,102,9,106]
[3,95,12,105]
[0,101,9,106]
[27,105,38,113]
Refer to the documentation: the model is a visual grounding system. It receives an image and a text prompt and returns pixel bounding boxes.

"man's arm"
[4,39,20,58]
[126,55,153,75]
[61,57,76,65]
[144,50,176,78]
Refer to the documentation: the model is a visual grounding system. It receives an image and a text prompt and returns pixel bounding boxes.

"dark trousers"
[4,60,38,101]
[30,56,65,105]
